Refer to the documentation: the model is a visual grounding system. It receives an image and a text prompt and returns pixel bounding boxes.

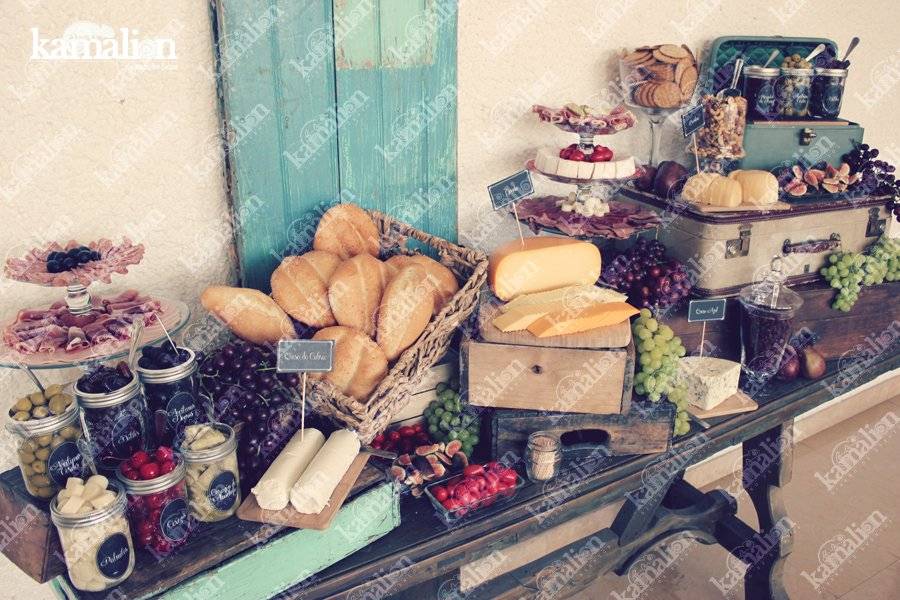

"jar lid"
[527,431,561,452]
[738,256,804,311]
[744,66,780,77]
[781,67,814,75]
[176,422,236,463]
[50,482,127,528]
[5,396,79,438]
[136,348,198,384]
[116,457,186,495]
[815,67,848,76]
[75,373,141,409]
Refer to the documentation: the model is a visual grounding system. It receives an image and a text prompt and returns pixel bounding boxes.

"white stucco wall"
[1,3,232,596]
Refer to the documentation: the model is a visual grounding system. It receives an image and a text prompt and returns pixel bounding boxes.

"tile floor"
[575,396,900,600]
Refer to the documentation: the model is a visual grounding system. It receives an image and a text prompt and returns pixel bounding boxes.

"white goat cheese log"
[251,428,325,510]
[289,429,360,514]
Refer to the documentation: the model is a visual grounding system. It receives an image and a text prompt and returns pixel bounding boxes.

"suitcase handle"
[782,233,841,254]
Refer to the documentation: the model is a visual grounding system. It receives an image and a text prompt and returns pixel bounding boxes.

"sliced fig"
[397,454,412,466]
[838,162,851,177]
[390,465,407,480]
[804,168,825,189]
[408,471,425,486]
[430,461,447,478]
[791,165,804,179]
[445,440,463,455]
[785,179,808,196]
[825,164,838,179]
[821,179,841,194]
[415,444,441,456]
[436,452,453,466]
[450,452,469,471]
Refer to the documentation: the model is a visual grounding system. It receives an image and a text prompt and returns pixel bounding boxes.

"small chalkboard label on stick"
[488,170,534,210]
[681,105,705,138]
[688,298,727,358]
[277,340,334,441]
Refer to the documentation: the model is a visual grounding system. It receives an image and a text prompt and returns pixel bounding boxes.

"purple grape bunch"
[198,341,302,492]
[843,143,900,220]
[601,239,692,309]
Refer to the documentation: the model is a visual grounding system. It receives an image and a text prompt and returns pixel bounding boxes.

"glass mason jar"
[137,347,205,447]
[776,68,813,117]
[742,65,779,120]
[118,458,192,555]
[7,401,87,500]
[525,431,562,482]
[76,374,147,475]
[178,423,240,522]
[50,482,135,592]
[810,68,848,119]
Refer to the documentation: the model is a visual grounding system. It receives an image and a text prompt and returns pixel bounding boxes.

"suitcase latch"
[800,127,817,146]
[866,207,886,237]
[725,225,752,259]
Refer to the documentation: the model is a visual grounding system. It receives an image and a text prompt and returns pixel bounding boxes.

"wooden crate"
[491,401,674,459]
[0,469,64,583]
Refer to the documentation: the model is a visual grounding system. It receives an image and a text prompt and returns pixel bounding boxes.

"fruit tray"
[424,466,524,526]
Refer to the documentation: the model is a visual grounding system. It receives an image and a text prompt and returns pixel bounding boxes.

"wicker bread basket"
[307,210,488,442]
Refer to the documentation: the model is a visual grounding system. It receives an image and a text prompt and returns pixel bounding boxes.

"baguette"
[270,251,341,327]
[200,286,294,344]
[386,254,459,313]
[313,203,380,260]
[376,264,435,361]
[310,326,388,401]
[328,254,386,337]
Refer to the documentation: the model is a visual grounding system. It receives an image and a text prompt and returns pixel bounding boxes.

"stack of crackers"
[621,44,698,109]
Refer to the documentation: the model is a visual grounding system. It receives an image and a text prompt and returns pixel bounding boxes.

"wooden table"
[29,350,900,599]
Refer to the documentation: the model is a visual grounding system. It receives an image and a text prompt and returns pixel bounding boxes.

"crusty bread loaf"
[270,251,342,327]
[376,264,435,361]
[201,286,294,344]
[386,254,459,313]
[310,326,388,401]
[313,203,380,260]
[328,254,385,337]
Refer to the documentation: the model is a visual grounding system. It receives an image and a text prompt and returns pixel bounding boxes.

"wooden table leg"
[742,419,795,600]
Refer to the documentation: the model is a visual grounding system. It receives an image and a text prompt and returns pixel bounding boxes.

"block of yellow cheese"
[489,238,602,301]
[527,301,639,338]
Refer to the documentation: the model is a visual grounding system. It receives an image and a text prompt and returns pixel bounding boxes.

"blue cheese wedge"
[677,356,740,411]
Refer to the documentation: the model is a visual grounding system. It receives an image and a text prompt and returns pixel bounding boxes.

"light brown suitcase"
[620,189,893,296]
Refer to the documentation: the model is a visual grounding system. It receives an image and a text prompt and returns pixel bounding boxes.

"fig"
[791,165,804,179]
[415,443,441,456]
[837,162,851,177]
[785,179,808,196]
[800,346,827,380]
[397,454,412,466]
[803,168,825,189]
[389,466,407,480]
[445,440,463,456]
[777,346,800,380]
[821,179,841,194]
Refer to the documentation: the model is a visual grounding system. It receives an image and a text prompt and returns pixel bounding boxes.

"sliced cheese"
[677,356,740,410]
[489,238,602,301]
[557,160,580,179]
[502,285,627,313]
[492,306,546,332]
[527,301,639,338]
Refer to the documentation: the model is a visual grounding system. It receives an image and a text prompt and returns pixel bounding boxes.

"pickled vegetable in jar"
[137,346,205,447]
[7,391,86,500]
[776,68,813,117]
[76,374,147,474]
[178,423,240,522]
[50,479,135,592]
[118,457,193,555]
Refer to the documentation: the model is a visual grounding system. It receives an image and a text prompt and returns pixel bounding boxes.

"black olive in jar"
[742,66,780,120]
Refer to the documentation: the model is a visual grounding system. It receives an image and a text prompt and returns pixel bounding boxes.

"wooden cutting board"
[477,294,632,349]
[236,453,370,530]
[686,389,758,419]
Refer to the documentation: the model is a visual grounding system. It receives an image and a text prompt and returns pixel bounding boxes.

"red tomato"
[484,479,499,496]
[457,491,475,506]
[432,486,448,502]
[463,464,484,477]
[129,450,150,468]
[413,423,424,433]
[371,440,383,449]
[388,431,401,442]
[484,471,499,486]
[139,462,160,480]
[500,469,518,485]
[398,426,416,437]
[443,497,460,510]
[154,446,174,463]
[372,434,385,445]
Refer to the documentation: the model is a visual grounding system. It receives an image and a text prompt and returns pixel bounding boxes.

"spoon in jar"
[17,363,45,395]
[719,57,744,97]
[762,49,780,68]
[126,320,144,372]
[839,37,860,68]
[804,43,826,64]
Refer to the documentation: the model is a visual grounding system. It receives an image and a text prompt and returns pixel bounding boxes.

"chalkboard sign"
[681,105,705,138]
[488,170,534,210]
[687,298,727,322]
[276,340,334,373]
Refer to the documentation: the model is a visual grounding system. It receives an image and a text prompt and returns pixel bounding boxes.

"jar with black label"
[7,398,86,500]
[76,375,147,475]
[776,67,813,117]
[118,458,193,554]
[742,65,779,120]
[137,347,205,447]
[50,482,135,591]
[810,68,848,119]
[178,422,240,522]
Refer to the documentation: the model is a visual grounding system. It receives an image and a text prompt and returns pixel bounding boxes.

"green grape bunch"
[820,236,899,312]
[631,309,691,436]
[422,380,480,457]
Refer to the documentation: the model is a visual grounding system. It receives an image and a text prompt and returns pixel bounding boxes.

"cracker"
[653,49,682,64]
[659,44,689,59]
[674,59,691,84]
[646,63,675,81]
[652,81,682,108]
[678,65,698,98]
[623,50,652,65]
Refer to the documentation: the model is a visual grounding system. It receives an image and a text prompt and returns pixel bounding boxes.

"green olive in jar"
[35,447,50,461]
[29,391,47,406]
[32,461,47,474]
[35,434,53,447]
[18,447,35,463]
[14,397,33,413]
[32,406,50,419]
[12,411,30,421]
[48,395,70,415]
[33,485,54,499]
[59,425,79,440]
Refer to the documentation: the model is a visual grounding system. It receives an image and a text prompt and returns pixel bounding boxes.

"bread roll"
[270,251,341,327]
[376,264,435,361]
[201,286,294,344]
[310,326,388,401]
[313,204,380,260]
[328,254,385,337]
[386,254,459,313]
[729,170,778,205]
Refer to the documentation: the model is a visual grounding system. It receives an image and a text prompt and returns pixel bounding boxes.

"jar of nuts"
[692,94,747,159]
[6,385,87,499]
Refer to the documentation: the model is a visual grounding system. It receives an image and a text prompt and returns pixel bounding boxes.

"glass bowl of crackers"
[619,44,699,110]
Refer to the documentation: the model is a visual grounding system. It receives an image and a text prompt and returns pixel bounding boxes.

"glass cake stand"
[526,159,636,217]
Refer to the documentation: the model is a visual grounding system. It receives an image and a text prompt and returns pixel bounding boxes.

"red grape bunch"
[601,239,692,309]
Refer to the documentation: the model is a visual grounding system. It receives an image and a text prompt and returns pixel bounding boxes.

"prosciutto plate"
[532,103,637,135]
[5,238,145,287]
[514,196,661,239]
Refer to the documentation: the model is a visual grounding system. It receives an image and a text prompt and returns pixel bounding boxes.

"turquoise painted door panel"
[215,0,457,291]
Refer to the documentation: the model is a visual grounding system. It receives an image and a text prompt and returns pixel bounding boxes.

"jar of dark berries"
[137,345,205,447]
[742,65,779,120]
[117,448,192,555]
[76,366,148,475]
[810,68,848,119]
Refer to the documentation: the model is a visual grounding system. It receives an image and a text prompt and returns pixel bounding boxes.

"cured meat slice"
[4,238,145,287]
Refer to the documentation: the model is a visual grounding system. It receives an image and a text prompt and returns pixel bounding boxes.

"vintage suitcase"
[701,36,864,171]
[621,188,893,297]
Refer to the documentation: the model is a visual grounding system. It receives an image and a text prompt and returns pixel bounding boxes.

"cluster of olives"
[8,384,74,421]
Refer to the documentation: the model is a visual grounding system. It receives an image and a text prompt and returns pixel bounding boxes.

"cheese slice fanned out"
[501,285,626,313]
[527,301,639,338]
